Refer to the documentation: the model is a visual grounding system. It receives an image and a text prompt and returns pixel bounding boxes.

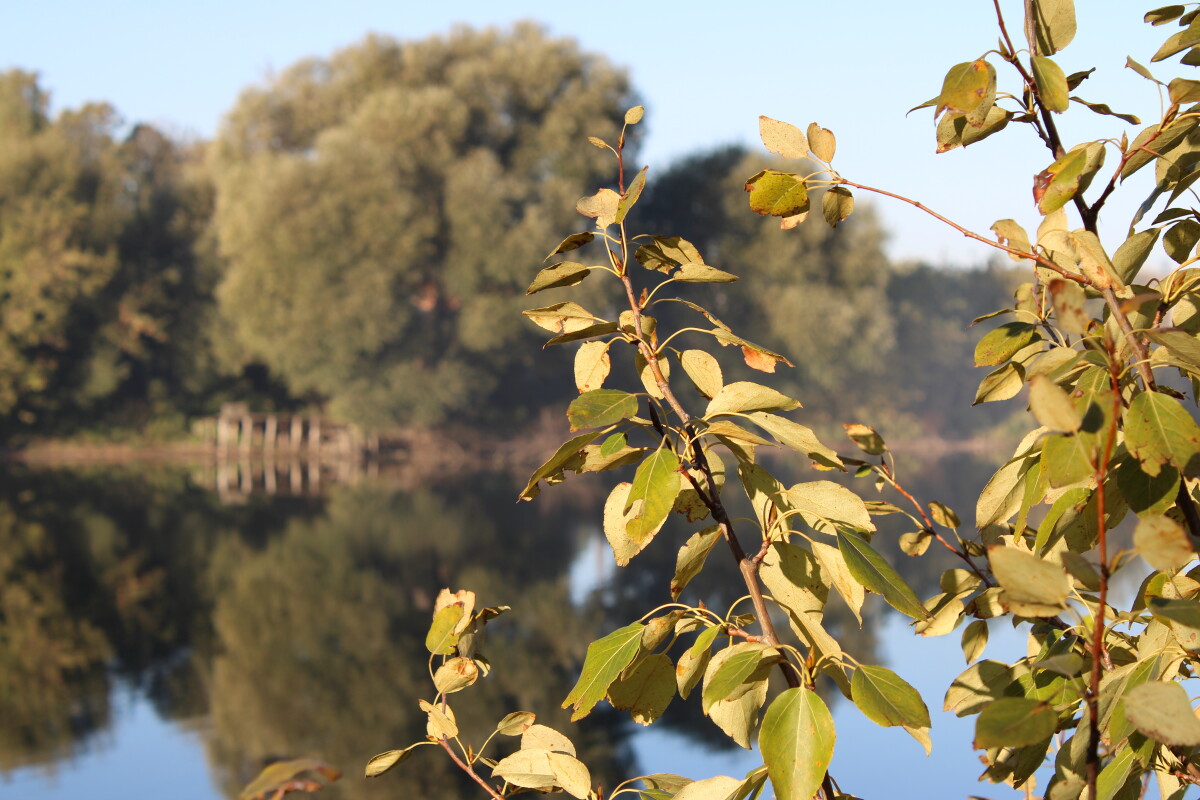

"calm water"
[0,455,1038,800]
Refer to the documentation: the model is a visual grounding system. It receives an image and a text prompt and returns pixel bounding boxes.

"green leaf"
[671,526,722,599]
[676,625,721,700]
[758,116,807,159]
[574,341,611,394]
[1029,374,1083,432]
[786,481,875,532]
[1070,96,1140,125]
[495,711,536,736]
[1146,5,1187,25]
[1047,277,1089,334]
[745,170,810,217]
[1027,0,1076,55]
[936,60,996,118]
[973,362,1025,404]
[1134,515,1195,572]
[635,236,706,273]
[679,349,723,399]
[1032,56,1070,112]
[987,545,1071,616]
[961,619,989,663]
[760,542,828,620]
[674,263,739,283]
[708,672,769,748]
[1116,457,1178,516]
[520,432,603,500]
[851,665,931,729]
[1170,78,1200,104]
[812,541,864,624]
[616,166,647,224]
[567,389,638,432]
[364,745,425,778]
[974,697,1056,749]
[1149,596,1200,629]
[1153,18,1200,61]
[608,653,676,726]
[562,622,644,721]
[1125,390,1200,477]
[545,232,594,259]
[526,262,592,295]
[703,643,774,712]
[1034,148,1088,215]
[544,320,621,347]
[626,447,682,542]
[524,302,602,335]
[936,107,1012,153]
[706,381,801,416]
[837,532,927,619]
[672,776,743,800]
[974,322,1039,366]
[1124,681,1200,745]
[746,412,843,470]
[426,604,465,655]
[821,187,854,227]
[759,688,835,800]
[929,501,960,528]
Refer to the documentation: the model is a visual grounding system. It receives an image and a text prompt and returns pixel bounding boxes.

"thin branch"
[834,179,1087,284]
[439,739,505,800]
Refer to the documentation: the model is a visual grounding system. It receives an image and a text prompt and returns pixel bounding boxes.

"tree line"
[0,24,1018,443]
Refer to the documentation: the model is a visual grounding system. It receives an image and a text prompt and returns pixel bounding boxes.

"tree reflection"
[0,455,1003,795]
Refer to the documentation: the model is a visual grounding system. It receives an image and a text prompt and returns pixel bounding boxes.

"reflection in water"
[0,451,1002,799]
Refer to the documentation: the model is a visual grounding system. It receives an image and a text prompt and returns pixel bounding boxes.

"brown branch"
[619,267,799,691]
[1085,357,1123,800]
[438,739,506,800]
[835,180,1086,284]
[885,468,996,588]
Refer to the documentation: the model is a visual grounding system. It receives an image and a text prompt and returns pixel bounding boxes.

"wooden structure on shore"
[198,404,381,502]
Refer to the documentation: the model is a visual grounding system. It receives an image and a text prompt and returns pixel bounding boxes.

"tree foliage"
[0,70,218,432]
[365,4,1200,800]
[209,25,636,430]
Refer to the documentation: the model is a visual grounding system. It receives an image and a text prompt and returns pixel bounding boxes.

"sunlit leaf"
[747,412,843,470]
[626,447,682,542]
[433,656,479,694]
[1032,56,1070,111]
[974,697,1056,749]
[1034,148,1088,215]
[635,236,706,273]
[364,745,426,778]
[806,123,837,162]
[1029,375,1082,432]
[821,187,854,227]
[495,711,536,736]
[851,665,931,728]
[567,389,638,432]
[936,60,995,118]
[671,526,722,599]
[562,622,644,721]
[745,169,810,217]
[758,116,807,158]
[520,432,602,500]
[1124,681,1200,745]
[1125,390,1200,477]
[608,653,676,725]
[838,532,927,619]
[706,381,800,416]
[1027,0,1077,55]
[526,262,592,295]
[988,545,1070,616]
[576,188,620,229]
[974,322,1040,366]
[1134,515,1196,572]
[703,642,775,712]
[759,688,835,800]
[616,167,648,224]
[676,625,721,699]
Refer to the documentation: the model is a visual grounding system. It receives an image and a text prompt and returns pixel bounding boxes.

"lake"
[0,452,1040,800]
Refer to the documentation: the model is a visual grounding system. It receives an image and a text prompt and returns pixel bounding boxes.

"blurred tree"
[209,25,637,431]
[0,70,221,434]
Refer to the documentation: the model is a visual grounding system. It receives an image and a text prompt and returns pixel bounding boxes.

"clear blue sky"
[1,1,1170,265]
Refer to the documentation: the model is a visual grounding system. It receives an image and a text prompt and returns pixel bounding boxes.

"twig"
[438,739,506,800]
